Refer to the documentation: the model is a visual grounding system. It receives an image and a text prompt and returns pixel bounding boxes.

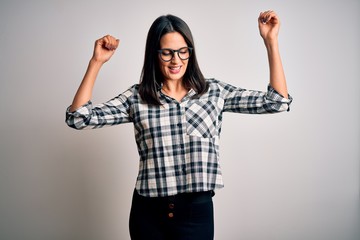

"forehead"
[160,32,187,49]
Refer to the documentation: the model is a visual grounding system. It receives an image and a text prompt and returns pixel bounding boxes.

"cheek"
[158,61,167,74]
[182,62,189,72]
[160,64,168,75]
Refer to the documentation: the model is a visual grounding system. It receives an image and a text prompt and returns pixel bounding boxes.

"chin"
[166,74,185,82]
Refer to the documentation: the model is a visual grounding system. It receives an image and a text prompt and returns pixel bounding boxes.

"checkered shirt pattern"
[66,79,292,197]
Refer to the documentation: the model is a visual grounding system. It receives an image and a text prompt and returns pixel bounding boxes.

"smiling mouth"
[169,65,182,73]
[169,66,181,70]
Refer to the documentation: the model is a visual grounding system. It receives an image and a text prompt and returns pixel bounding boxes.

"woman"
[66,11,292,240]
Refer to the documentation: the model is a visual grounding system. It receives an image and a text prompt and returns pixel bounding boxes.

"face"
[158,32,189,83]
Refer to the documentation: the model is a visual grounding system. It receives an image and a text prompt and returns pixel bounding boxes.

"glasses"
[158,47,193,62]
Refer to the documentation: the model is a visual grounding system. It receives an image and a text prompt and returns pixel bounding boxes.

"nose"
[171,51,181,63]
[170,53,181,63]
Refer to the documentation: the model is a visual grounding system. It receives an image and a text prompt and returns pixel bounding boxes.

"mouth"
[168,65,182,74]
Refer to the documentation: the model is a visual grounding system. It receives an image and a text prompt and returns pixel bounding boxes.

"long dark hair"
[139,14,208,105]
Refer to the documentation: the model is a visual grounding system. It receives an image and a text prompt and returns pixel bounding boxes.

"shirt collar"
[157,86,196,104]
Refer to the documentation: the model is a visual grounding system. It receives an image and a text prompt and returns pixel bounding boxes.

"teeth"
[169,66,180,70]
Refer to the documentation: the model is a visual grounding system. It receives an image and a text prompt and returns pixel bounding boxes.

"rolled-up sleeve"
[66,86,134,130]
[221,82,292,113]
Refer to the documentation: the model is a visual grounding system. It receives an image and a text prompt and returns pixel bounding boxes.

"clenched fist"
[91,35,120,63]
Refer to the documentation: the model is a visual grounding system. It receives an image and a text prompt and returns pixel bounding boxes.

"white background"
[0,0,359,239]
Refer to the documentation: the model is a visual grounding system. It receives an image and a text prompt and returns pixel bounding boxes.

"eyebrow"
[159,46,189,50]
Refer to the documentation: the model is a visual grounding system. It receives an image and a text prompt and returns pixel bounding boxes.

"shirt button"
[168,212,174,218]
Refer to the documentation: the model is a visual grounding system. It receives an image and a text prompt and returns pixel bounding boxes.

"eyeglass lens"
[159,47,192,61]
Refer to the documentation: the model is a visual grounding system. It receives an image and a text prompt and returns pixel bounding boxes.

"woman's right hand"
[68,35,120,112]
[91,35,120,64]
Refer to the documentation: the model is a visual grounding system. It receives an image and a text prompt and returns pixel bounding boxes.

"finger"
[259,10,278,24]
[259,11,271,24]
[104,35,112,50]
[114,39,120,49]
[98,35,108,49]
[258,12,263,21]
[103,35,118,50]
[266,12,279,24]
[108,35,116,47]
[260,10,271,23]
[95,36,105,46]
[109,36,119,50]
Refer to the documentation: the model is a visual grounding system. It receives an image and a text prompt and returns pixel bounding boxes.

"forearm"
[265,39,288,99]
[69,59,103,112]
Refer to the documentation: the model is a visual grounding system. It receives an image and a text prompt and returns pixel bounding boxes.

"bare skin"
[69,11,288,112]
[258,10,289,98]
[69,35,119,112]
[158,32,190,102]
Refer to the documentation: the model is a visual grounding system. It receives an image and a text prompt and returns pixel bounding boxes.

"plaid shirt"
[66,79,292,197]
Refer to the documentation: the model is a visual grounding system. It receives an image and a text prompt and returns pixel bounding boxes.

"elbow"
[270,102,291,113]
[278,102,291,112]
[264,91,293,113]
[65,119,86,130]
[65,115,90,130]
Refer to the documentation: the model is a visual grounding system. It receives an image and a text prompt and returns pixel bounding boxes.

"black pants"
[129,189,214,240]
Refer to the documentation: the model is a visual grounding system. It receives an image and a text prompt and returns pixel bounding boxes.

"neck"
[161,79,189,102]
[162,79,187,93]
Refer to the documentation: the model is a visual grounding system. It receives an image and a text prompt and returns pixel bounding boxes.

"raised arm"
[69,35,120,112]
[258,10,289,99]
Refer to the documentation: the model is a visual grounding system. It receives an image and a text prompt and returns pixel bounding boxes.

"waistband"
[133,189,214,203]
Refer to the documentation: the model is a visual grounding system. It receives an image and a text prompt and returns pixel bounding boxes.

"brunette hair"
[139,14,208,105]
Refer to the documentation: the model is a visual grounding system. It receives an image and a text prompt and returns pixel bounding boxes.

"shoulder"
[122,84,139,95]
[129,83,140,91]
[206,78,237,92]
[114,84,140,103]
[206,78,220,86]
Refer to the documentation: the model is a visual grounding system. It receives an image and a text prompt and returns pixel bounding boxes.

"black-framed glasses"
[157,47,193,62]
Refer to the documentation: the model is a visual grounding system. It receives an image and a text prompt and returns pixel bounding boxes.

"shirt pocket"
[185,100,219,138]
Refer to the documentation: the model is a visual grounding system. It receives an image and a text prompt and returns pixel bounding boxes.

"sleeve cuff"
[267,85,293,102]
[66,101,92,117]
[267,85,293,111]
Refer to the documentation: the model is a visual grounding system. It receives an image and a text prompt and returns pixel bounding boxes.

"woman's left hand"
[258,10,280,43]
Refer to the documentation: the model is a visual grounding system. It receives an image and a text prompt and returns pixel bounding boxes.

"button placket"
[179,103,187,176]
[168,198,175,219]
[178,110,183,129]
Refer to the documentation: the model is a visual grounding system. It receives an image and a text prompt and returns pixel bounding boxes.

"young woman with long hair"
[66,11,292,240]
